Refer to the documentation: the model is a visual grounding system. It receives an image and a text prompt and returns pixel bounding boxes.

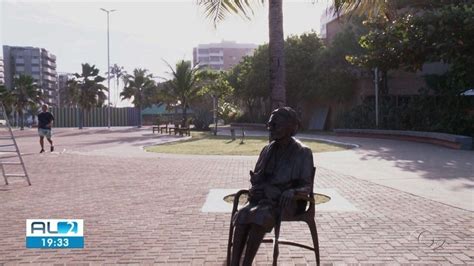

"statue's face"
[267,113,292,141]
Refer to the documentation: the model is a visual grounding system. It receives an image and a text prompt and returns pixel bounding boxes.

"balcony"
[42,50,56,60]
[209,51,224,56]
[209,60,224,65]
[43,68,57,76]
[42,75,57,82]
[198,49,209,54]
[43,60,56,68]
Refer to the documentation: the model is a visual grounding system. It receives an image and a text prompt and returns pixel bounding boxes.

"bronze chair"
[226,167,320,266]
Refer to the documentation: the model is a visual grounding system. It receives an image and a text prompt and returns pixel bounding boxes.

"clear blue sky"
[1,0,329,106]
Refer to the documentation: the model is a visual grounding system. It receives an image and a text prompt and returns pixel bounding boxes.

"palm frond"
[198,0,261,27]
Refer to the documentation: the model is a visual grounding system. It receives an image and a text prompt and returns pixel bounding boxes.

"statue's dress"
[234,137,314,232]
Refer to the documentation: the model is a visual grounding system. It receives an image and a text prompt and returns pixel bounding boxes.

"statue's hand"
[280,189,295,209]
[250,170,261,185]
[249,186,264,201]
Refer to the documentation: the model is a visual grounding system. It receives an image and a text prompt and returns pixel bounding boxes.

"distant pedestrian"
[37,104,54,153]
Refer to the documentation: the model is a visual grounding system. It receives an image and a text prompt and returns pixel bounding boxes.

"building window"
[198,56,209,62]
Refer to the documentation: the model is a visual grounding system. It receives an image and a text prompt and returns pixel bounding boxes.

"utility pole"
[100,8,116,128]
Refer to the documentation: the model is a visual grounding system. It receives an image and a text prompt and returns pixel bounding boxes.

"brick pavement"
[0,128,472,264]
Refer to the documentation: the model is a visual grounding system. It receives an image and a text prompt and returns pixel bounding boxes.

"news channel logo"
[26,219,84,248]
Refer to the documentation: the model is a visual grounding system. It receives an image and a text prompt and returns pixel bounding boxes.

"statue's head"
[267,107,300,141]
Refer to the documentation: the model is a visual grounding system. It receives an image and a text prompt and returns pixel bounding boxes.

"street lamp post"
[100,8,116,129]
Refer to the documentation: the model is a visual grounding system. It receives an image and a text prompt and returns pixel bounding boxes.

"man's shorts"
[38,128,52,139]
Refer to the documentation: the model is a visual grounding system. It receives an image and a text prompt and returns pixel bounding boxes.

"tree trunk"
[182,100,187,128]
[269,0,286,110]
[19,109,24,130]
[137,105,142,128]
[78,108,84,129]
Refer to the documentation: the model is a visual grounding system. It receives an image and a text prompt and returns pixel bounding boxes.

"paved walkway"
[0,127,472,264]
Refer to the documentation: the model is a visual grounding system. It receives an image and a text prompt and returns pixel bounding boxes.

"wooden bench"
[152,124,169,134]
[167,121,191,137]
[176,127,191,136]
[159,124,170,134]
[168,126,190,136]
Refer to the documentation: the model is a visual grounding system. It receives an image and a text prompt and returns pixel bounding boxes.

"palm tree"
[199,0,404,110]
[10,75,43,130]
[200,0,285,110]
[121,68,156,128]
[162,60,201,127]
[109,64,126,107]
[67,63,107,129]
[0,85,15,121]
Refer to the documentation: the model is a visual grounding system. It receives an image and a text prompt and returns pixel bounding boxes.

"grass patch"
[145,132,348,155]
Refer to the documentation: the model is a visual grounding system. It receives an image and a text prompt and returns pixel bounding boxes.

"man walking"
[37,104,54,153]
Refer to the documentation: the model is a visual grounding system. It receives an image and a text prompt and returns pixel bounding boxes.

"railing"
[49,107,140,127]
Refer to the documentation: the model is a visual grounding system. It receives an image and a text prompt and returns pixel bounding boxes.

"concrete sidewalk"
[0,127,472,264]
[219,128,474,211]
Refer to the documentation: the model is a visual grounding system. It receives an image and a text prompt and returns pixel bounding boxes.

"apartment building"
[3,45,58,105]
[58,72,75,107]
[0,56,4,85]
[193,41,257,71]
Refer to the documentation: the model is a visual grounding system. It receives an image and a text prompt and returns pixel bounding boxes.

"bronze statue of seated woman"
[230,107,314,266]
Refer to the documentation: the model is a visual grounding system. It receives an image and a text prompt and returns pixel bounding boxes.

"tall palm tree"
[200,0,285,110]
[11,75,43,130]
[67,63,107,129]
[162,60,201,127]
[199,0,400,110]
[109,64,126,107]
[121,68,156,128]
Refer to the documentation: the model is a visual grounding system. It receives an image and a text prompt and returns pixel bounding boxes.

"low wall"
[334,129,473,150]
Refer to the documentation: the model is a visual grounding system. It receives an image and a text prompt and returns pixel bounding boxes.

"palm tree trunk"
[269,0,286,110]
[19,109,24,130]
[182,100,187,128]
[137,104,142,128]
[79,108,84,129]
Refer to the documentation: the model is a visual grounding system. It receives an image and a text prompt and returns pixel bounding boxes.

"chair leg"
[226,221,234,266]
[307,219,320,266]
[272,221,281,266]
